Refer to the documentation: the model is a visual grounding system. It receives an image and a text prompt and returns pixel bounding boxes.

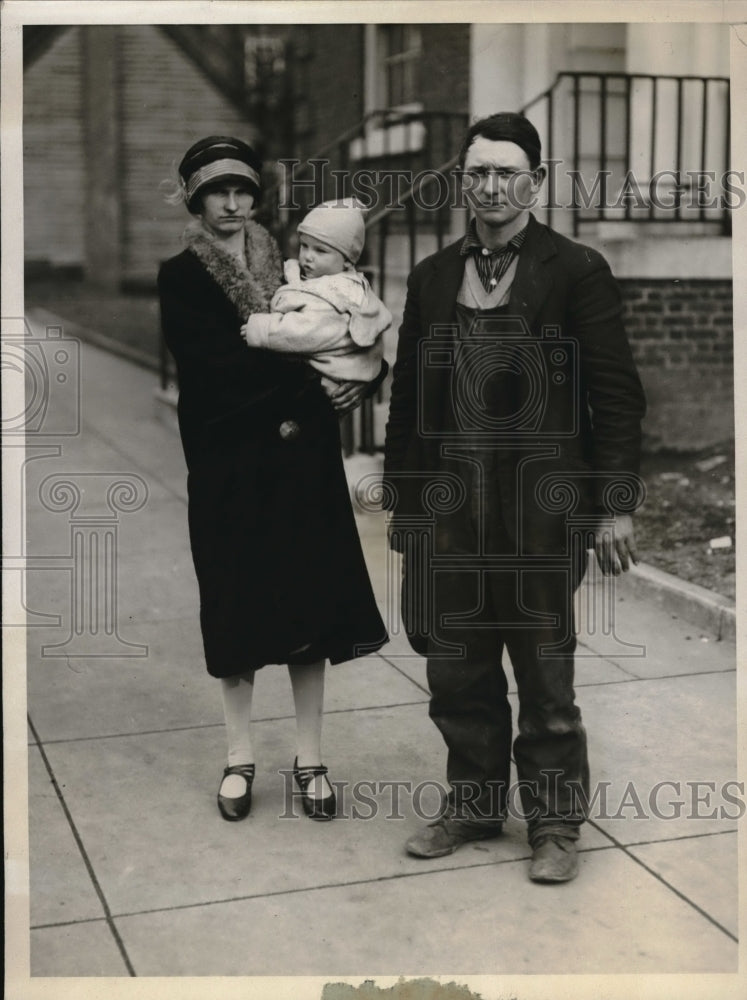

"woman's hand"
[323,379,368,414]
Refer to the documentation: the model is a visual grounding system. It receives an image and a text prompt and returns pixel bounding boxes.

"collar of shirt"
[460,220,529,293]
[460,219,529,258]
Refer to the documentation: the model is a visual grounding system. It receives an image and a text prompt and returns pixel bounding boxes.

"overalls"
[422,255,590,843]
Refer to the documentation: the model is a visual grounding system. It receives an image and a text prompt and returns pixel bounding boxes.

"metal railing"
[266,108,469,251]
[522,72,731,235]
[358,71,732,255]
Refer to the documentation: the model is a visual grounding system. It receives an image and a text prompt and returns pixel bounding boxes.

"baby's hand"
[283,258,301,283]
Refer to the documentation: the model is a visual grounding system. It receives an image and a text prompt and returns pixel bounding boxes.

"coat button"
[279,420,300,441]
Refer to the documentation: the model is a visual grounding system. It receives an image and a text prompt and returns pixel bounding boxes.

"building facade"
[23,21,734,449]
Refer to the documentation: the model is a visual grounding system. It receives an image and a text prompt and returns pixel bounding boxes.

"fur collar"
[184,219,283,319]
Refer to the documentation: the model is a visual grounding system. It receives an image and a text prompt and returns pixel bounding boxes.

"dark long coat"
[158,221,388,677]
[383,215,647,654]
[384,214,647,555]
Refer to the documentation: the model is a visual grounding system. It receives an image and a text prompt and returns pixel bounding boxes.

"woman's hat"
[179,136,262,211]
[297,198,367,264]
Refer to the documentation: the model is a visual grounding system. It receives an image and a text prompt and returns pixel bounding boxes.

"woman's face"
[197,182,255,238]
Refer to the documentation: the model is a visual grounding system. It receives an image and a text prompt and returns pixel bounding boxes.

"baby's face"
[298,236,347,279]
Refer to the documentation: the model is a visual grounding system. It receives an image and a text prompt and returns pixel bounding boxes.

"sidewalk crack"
[28,715,137,975]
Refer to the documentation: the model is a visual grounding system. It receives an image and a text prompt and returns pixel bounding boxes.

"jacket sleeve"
[570,253,647,512]
[244,297,351,355]
[382,265,423,506]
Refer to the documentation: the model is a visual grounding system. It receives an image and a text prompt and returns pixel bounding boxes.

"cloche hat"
[179,136,262,211]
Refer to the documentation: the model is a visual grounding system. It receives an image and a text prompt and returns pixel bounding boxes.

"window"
[350,25,424,159]
[244,33,286,92]
[378,25,422,108]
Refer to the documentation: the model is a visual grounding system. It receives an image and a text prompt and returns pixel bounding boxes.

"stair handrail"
[266,107,469,207]
[364,152,461,230]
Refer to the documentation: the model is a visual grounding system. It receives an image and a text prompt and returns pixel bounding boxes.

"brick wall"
[620,279,734,450]
[288,24,470,167]
[420,24,470,113]
[419,24,470,165]
[24,28,85,268]
[23,25,256,285]
[119,25,256,285]
[295,26,365,157]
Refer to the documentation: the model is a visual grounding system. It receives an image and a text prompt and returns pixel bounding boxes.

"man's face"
[461,137,543,229]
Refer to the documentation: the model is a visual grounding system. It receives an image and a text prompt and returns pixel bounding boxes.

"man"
[383,112,646,882]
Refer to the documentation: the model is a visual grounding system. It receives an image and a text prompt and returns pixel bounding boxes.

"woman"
[158,136,388,822]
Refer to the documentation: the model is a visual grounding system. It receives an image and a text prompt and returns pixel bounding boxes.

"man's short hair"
[458,112,542,169]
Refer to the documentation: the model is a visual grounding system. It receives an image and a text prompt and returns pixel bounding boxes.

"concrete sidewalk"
[21,326,738,979]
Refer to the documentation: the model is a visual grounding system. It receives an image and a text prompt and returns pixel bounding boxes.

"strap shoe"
[217,763,255,821]
[293,758,337,821]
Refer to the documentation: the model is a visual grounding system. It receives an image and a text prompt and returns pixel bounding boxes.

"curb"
[622,561,736,643]
[28,306,160,373]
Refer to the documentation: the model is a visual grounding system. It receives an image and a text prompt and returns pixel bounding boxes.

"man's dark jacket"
[383,215,647,556]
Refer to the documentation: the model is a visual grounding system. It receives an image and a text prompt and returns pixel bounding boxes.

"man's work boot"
[405,811,503,859]
[528,834,579,883]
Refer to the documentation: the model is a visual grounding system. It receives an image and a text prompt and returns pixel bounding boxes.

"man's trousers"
[405,453,590,844]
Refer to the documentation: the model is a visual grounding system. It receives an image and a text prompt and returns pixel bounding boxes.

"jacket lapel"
[422,241,466,335]
[508,215,557,333]
[419,218,558,336]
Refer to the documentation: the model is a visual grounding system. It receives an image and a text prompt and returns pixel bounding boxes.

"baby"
[242,200,391,390]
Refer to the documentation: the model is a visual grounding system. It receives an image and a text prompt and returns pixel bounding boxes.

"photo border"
[3,2,745,998]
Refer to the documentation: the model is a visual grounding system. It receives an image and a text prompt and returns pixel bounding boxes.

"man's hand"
[594,514,639,575]
[323,378,368,414]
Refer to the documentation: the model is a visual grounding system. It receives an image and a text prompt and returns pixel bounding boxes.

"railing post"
[406,195,416,274]
[649,76,658,221]
[599,74,607,225]
[546,84,554,232]
[624,75,632,222]
[359,396,374,454]
[675,76,684,220]
[572,74,580,237]
[377,211,388,305]
[723,80,731,235]
[699,78,709,224]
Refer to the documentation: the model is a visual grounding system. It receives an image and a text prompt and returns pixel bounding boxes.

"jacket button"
[279,420,300,441]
